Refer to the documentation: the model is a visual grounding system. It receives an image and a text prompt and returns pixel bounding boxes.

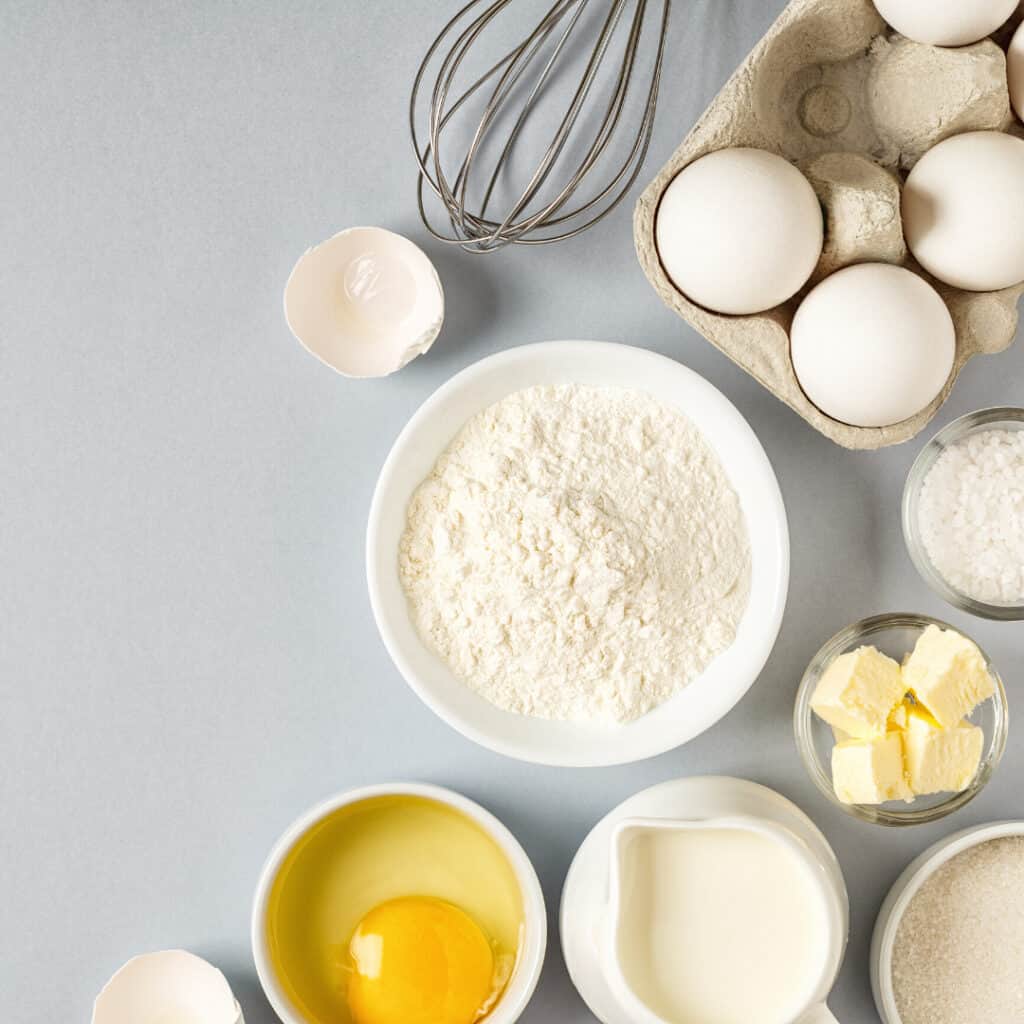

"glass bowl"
[903,407,1024,622]
[794,613,1008,827]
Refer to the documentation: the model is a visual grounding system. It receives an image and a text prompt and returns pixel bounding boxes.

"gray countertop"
[2,2,1022,1021]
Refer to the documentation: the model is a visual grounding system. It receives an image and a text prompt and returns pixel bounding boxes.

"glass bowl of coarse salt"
[903,407,1024,621]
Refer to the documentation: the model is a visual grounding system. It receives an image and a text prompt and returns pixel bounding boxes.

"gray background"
[2,1,1022,1021]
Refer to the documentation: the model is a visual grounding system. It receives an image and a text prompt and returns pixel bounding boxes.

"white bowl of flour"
[367,341,789,766]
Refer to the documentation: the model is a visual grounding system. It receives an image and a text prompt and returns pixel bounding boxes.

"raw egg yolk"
[347,896,497,1024]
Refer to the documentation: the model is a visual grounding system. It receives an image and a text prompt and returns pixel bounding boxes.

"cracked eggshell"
[872,0,1019,47]
[284,227,444,379]
[1011,22,1024,123]
[92,950,244,1024]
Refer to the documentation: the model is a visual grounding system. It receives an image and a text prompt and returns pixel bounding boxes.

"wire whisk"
[411,0,672,253]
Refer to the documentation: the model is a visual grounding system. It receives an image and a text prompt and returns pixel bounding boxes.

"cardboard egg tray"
[635,0,1024,449]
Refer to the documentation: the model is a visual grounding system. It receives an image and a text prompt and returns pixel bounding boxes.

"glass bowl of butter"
[794,613,1008,827]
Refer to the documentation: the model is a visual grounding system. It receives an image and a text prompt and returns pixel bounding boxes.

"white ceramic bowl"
[251,782,547,1024]
[871,820,1024,1022]
[367,341,789,766]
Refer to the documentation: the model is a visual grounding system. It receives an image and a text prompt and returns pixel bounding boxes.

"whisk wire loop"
[457,1,587,237]
[410,0,671,252]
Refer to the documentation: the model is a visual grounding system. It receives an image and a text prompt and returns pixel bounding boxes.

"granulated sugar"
[917,429,1024,605]
[891,837,1024,1024]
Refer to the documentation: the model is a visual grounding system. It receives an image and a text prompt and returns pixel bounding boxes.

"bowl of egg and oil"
[252,783,546,1024]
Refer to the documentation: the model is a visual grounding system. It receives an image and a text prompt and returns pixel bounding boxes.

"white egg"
[791,264,955,428]
[655,148,823,316]
[93,950,243,1024]
[284,227,444,378]
[903,131,1024,292]
[872,0,1018,47]
[1010,22,1024,123]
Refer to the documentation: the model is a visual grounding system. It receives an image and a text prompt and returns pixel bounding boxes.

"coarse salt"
[891,837,1024,1024]
[916,428,1024,605]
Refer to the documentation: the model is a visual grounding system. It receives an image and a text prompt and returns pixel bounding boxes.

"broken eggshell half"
[92,950,244,1024]
[284,226,444,379]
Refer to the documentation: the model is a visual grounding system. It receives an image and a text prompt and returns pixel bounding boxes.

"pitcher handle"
[797,1004,839,1024]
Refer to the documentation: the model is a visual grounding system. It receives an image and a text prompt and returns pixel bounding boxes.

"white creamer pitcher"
[602,815,848,1024]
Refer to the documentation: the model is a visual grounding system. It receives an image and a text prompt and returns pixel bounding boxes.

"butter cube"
[903,626,995,729]
[903,704,984,796]
[831,732,912,805]
[811,645,906,739]
[833,698,910,744]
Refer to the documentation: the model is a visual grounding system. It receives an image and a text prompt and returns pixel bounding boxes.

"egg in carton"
[635,0,1024,450]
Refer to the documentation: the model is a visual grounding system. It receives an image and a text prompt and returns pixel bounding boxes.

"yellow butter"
[888,698,911,731]
[833,698,909,744]
[903,625,994,729]
[831,732,912,805]
[902,703,984,796]
[811,645,906,739]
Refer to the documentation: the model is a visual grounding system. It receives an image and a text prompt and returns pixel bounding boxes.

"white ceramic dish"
[870,820,1024,1023]
[367,341,790,767]
[560,776,849,1024]
[251,782,547,1024]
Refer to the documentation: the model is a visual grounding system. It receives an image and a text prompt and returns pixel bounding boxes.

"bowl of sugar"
[871,821,1024,1024]
[903,408,1024,621]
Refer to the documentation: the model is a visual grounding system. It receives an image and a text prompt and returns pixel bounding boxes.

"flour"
[399,385,751,724]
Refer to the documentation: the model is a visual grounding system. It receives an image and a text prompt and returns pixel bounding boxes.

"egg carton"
[635,0,1024,450]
